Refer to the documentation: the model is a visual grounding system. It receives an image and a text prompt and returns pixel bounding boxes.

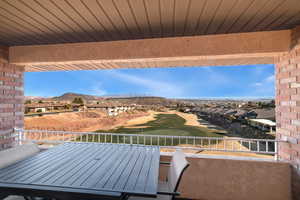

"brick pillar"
[275,26,300,200]
[0,47,24,150]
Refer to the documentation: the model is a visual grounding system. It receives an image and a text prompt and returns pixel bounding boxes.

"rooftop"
[249,118,276,126]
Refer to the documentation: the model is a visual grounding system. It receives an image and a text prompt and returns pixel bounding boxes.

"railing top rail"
[15,128,278,159]
[15,128,278,142]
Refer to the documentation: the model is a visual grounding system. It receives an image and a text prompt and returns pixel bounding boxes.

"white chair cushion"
[4,196,25,200]
[0,143,40,169]
[168,150,189,191]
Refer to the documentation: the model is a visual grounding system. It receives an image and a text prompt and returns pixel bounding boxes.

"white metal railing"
[15,128,278,158]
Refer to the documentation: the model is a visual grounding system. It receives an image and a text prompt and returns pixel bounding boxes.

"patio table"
[0,143,160,200]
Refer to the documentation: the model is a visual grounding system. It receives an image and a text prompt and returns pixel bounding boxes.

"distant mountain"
[51,93,167,103]
[52,92,102,101]
[26,93,274,103]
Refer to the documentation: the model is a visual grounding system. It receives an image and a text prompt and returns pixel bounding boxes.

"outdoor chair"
[0,143,40,200]
[128,150,190,200]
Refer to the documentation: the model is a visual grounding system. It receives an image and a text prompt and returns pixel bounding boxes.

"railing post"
[17,129,278,158]
[215,138,217,149]
[275,141,279,161]
[15,128,22,145]
[248,141,251,151]
[22,129,26,144]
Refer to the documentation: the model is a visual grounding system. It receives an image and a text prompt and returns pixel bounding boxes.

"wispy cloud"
[265,75,275,83]
[105,70,185,97]
[89,84,107,96]
[201,67,231,84]
[250,74,275,97]
[78,81,107,96]
[252,82,263,87]
[25,65,275,99]
[252,75,275,87]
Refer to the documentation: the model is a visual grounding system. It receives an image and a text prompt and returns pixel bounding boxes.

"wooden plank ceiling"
[1,0,300,46]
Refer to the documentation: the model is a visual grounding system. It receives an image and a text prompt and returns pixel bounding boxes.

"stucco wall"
[160,156,291,200]
[0,61,24,150]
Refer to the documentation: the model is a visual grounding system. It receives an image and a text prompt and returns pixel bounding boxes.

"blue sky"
[25,64,275,99]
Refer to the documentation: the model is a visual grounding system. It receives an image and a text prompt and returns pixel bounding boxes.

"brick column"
[275,26,300,200]
[0,47,24,150]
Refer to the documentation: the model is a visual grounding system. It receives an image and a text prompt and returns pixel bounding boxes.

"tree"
[258,102,263,108]
[270,100,275,108]
[72,97,84,104]
[64,104,71,109]
[38,100,43,103]
[25,100,31,104]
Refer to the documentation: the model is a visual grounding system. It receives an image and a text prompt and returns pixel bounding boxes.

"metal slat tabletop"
[0,143,160,199]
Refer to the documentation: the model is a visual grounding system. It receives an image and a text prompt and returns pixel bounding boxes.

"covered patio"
[0,0,300,199]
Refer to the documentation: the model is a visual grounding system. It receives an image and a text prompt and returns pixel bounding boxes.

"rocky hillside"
[52,92,102,101]
[37,92,174,106]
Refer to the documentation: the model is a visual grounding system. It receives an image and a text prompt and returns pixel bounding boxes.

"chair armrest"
[157,191,180,196]
[160,161,171,165]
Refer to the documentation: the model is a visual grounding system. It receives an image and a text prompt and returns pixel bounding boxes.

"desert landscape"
[25,109,220,133]
[25,109,272,159]
[25,110,150,132]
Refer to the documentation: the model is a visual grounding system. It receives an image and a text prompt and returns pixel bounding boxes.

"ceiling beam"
[9,30,291,72]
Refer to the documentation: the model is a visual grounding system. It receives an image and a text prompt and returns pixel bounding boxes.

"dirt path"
[168,111,206,127]
[122,110,157,128]
[123,110,212,129]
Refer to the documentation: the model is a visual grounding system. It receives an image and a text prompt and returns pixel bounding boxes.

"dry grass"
[25,110,150,132]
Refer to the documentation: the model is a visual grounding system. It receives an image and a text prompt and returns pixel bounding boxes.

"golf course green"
[96,113,224,137]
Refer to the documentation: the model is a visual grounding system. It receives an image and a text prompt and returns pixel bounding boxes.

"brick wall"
[275,26,300,200]
[0,62,24,150]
